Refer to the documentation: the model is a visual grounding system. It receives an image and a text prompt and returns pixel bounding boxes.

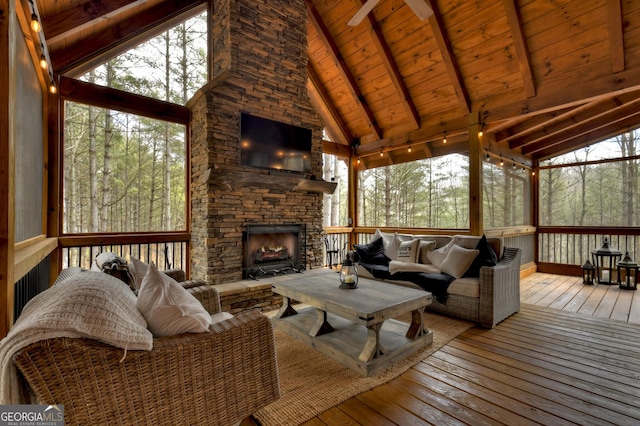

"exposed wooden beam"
[305,0,382,140]
[59,76,190,124]
[307,63,353,146]
[534,112,640,160]
[359,0,420,130]
[50,0,205,76]
[43,0,142,45]
[483,66,640,124]
[492,106,578,143]
[608,0,625,73]
[322,140,352,158]
[502,0,536,97]
[524,108,640,156]
[511,91,640,149]
[425,0,470,115]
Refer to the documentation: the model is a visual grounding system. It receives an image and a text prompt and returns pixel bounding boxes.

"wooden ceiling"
[29,0,640,168]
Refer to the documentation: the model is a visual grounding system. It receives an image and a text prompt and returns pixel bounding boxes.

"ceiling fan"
[347,0,434,26]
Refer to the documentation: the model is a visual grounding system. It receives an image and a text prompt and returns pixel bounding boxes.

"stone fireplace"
[243,224,305,279]
[188,0,335,284]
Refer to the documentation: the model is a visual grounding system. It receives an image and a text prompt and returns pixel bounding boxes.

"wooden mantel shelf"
[206,165,337,194]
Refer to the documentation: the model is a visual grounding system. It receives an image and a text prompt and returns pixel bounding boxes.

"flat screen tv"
[240,113,312,173]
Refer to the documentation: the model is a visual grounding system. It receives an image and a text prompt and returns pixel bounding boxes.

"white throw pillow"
[439,245,480,278]
[418,240,437,264]
[396,238,420,263]
[137,262,212,337]
[426,239,456,268]
[129,256,149,291]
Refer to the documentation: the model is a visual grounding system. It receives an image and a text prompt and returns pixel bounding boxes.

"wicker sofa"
[10,271,280,426]
[352,231,522,328]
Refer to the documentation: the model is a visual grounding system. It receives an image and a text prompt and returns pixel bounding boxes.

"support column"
[348,149,358,250]
[469,111,483,236]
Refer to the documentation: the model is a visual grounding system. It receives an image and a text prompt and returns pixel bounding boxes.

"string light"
[407,144,412,153]
[478,124,484,138]
[49,83,57,94]
[30,13,41,32]
[379,148,384,157]
[443,131,447,144]
[499,156,504,167]
[357,157,361,165]
[39,54,47,70]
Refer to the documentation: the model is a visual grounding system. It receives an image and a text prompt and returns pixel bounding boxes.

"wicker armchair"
[13,281,280,426]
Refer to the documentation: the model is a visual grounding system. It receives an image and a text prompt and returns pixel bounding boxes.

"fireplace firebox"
[243,224,306,279]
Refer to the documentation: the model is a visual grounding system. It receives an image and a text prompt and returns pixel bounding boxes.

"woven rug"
[254,310,473,426]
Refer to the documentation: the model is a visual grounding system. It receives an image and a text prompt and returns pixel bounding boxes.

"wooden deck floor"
[298,273,640,426]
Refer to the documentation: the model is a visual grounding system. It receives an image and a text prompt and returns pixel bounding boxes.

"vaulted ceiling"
[28,0,640,169]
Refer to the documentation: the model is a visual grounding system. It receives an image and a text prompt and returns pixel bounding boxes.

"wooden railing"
[58,232,190,273]
[537,226,640,275]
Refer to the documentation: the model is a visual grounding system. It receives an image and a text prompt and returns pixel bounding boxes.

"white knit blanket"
[0,271,153,404]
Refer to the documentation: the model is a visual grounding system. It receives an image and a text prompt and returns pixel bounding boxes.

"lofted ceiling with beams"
[30,0,640,169]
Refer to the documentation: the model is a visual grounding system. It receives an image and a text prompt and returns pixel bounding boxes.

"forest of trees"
[63,14,207,234]
[323,153,529,229]
[323,129,639,230]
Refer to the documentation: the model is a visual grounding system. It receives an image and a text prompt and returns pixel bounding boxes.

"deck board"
[290,273,640,426]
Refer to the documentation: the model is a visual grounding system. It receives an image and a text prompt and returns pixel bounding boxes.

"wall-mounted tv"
[240,113,312,173]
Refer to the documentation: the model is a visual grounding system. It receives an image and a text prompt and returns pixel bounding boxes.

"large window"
[322,153,349,226]
[358,154,469,228]
[79,14,207,105]
[63,103,186,233]
[539,129,640,226]
[483,161,531,227]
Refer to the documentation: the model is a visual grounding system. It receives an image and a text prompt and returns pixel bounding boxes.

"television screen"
[240,113,312,173]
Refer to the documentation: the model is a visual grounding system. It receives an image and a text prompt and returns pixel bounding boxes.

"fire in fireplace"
[243,224,306,279]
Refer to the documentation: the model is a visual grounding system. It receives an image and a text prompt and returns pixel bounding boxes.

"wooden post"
[348,150,359,250]
[0,1,15,337]
[469,111,483,236]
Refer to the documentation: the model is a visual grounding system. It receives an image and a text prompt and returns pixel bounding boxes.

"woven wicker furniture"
[353,232,522,328]
[272,271,433,377]
[13,277,280,426]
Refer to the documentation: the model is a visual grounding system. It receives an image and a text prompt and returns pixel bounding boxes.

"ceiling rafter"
[608,0,624,73]
[510,91,640,149]
[358,0,420,130]
[50,0,205,76]
[307,63,353,146]
[534,112,640,160]
[305,0,382,140]
[43,0,141,45]
[425,0,470,115]
[523,104,640,155]
[502,0,536,98]
[492,106,577,142]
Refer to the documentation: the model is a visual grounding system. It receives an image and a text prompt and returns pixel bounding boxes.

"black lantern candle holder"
[339,257,358,289]
[591,237,622,285]
[581,260,595,285]
[617,252,638,290]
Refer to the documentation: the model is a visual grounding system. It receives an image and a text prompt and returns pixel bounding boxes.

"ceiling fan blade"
[347,0,382,26]
[404,0,434,20]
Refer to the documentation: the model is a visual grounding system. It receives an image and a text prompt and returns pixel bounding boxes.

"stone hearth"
[188,0,333,284]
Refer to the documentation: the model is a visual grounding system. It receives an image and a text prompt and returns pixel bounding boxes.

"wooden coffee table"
[271,270,433,377]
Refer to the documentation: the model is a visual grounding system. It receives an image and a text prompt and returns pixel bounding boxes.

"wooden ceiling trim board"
[502,0,536,98]
[50,0,205,76]
[305,0,382,140]
[360,1,420,130]
[522,106,640,156]
[608,0,624,73]
[307,63,353,146]
[510,91,640,149]
[42,0,142,45]
[425,0,471,115]
[534,113,640,160]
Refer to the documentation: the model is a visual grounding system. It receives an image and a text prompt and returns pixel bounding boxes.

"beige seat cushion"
[447,277,480,298]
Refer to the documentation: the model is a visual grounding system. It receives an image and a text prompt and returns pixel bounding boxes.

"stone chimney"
[188,0,330,284]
